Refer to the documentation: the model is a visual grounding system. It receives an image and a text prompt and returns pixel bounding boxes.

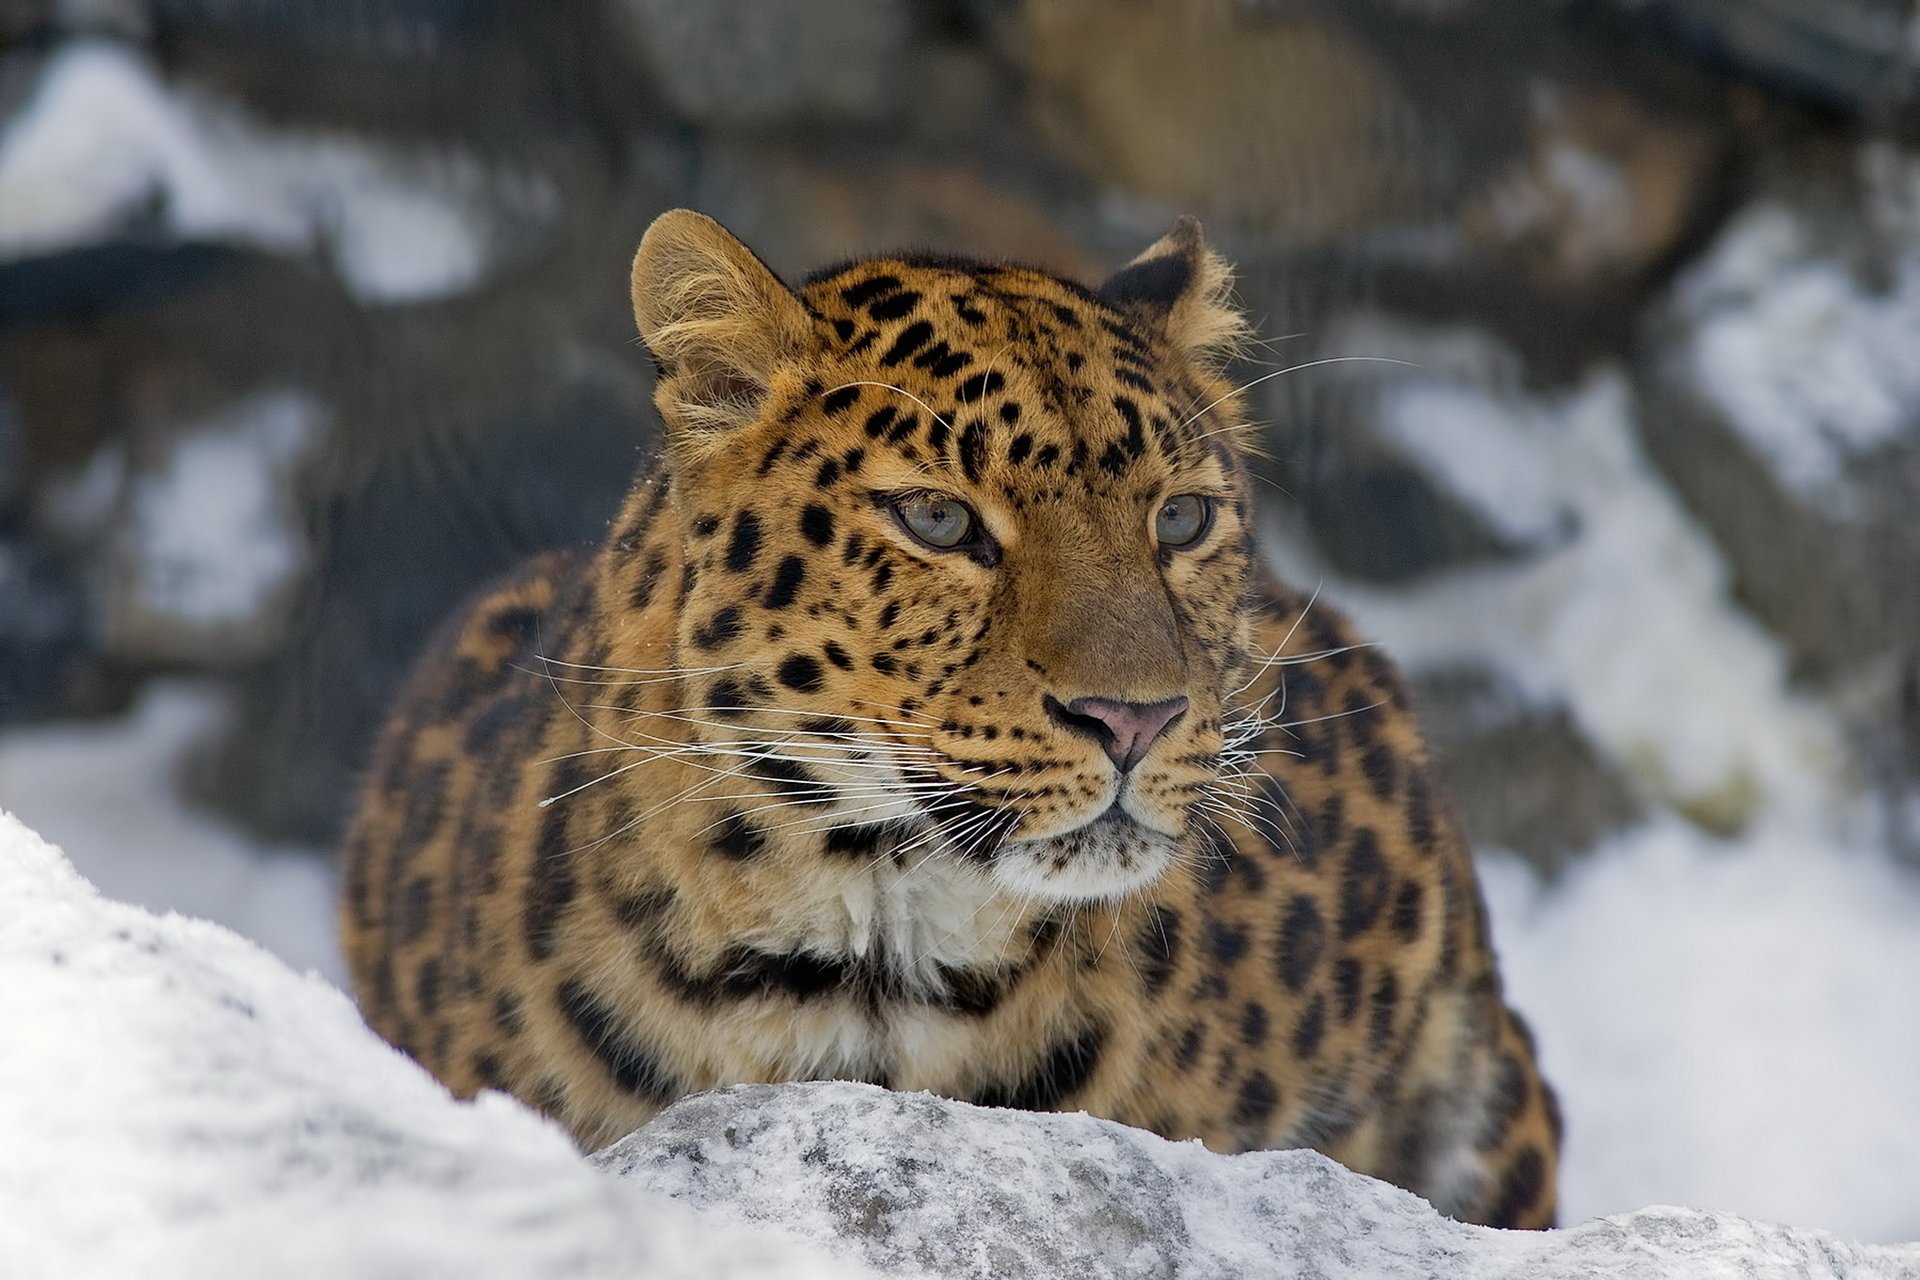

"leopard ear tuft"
[631,210,816,443]
[1098,216,1249,368]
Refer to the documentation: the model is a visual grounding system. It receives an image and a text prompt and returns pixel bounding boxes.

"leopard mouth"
[985,805,1179,904]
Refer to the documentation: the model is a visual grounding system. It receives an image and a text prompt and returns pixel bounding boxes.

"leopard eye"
[893,493,978,550]
[1155,494,1213,548]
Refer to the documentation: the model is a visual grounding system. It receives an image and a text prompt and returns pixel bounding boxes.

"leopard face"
[636,213,1257,904]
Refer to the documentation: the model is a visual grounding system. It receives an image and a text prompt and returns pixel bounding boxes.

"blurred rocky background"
[2,0,1919,875]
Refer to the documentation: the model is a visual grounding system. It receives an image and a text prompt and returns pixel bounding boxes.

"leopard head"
[630,210,1257,903]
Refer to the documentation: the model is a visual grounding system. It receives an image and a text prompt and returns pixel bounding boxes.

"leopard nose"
[1044,694,1190,773]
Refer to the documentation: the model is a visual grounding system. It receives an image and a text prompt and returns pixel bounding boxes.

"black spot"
[958,418,987,483]
[1361,744,1398,801]
[1339,830,1390,938]
[396,876,434,944]
[1318,794,1345,846]
[1231,1070,1280,1129]
[863,406,898,438]
[1405,768,1437,853]
[1035,444,1060,469]
[1000,401,1022,424]
[824,824,884,860]
[612,887,675,930]
[1008,434,1034,465]
[1291,993,1327,1059]
[415,958,442,1014]
[630,550,669,610]
[840,275,901,307]
[821,385,861,416]
[955,370,1005,403]
[1334,957,1364,1021]
[1391,881,1424,942]
[397,761,449,850]
[1483,1146,1548,1228]
[750,752,826,802]
[692,606,744,651]
[555,977,679,1102]
[1134,906,1181,995]
[880,320,934,366]
[1206,920,1250,969]
[801,504,835,547]
[1173,1022,1206,1070]
[1239,1002,1270,1047]
[973,1024,1106,1111]
[821,642,853,671]
[523,778,580,961]
[777,653,824,693]
[831,317,856,342]
[764,556,806,610]
[706,676,749,715]
[711,811,767,860]
[473,1051,507,1089]
[1477,1053,1532,1153]
[1275,895,1324,992]
[726,512,763,572]
[1370,969,1400,1050]
[493,992,524,1036]
[877,601,900,630]
[870,290,921,321]
[816,458,842,488]
[690,514,721,537]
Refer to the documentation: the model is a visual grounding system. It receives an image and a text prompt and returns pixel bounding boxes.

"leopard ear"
[631,210,816,442]
[1097,216,1248,368]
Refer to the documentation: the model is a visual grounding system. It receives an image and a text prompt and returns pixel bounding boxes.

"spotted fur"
[340,211,1560,1228]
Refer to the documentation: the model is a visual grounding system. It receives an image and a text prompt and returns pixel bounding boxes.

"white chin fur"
[988,818,1178,904]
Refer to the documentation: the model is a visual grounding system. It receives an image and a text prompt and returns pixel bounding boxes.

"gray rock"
[609,0,909,127]
[602,1081,1920,1279]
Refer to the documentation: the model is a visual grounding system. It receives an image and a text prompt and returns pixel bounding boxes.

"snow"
[0,41,548,303]
[1674,193,1920,513]
[117,390,322,631]
[1482,822,1920,1242]
[5,809,1916,1277]
[0,682,341,982]
[0,811,862,1280]
[1299,326,1846,826]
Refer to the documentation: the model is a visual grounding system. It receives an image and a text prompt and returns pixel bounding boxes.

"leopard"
[339,209,1562,1229]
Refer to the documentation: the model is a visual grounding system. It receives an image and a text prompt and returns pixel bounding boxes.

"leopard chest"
[663,854,1069,1091]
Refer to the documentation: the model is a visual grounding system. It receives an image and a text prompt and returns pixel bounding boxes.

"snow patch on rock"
[0,41,551,303]
[1292,329,1846,826]
[1675,192,1920,514]
[115,389,322,636]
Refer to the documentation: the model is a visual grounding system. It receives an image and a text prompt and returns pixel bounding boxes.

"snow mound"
[605,1082,1920,1279]
[0,811,859,1280]
[3,805,1916,1278]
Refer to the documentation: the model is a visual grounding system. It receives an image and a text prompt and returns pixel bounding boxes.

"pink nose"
[1046,695,1190,773]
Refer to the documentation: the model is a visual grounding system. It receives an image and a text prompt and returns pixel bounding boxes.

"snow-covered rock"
[607,1081,1920,1278]
[4,806,1918,1278]
[0,810,858,1280]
